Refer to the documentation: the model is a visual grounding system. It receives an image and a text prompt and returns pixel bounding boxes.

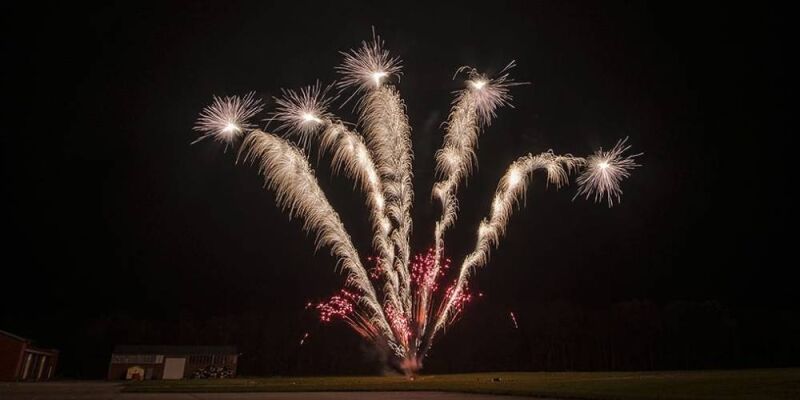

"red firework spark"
[313,250,477,346]
[442,282,474,321]
[385,303,411,343]
[315,289,358,322]
[366,256,385,280]
[411,248,451,292]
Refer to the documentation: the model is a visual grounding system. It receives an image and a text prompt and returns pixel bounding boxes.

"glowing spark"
[386,303,411,344]
[446,152,459,167]
[507,167,522,188]
[372,71,388,86]
[223,123,240,133]
[470,79,487,90]
[410,248,449,292]
[510,311,519,329]
[478,223,491,238]
[302,113,321,123]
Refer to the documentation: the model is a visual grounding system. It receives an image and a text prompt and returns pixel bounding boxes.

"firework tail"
[238,130,396,344]
[337,33,415,346]
[423,62,520,340]
[424,152,584,356]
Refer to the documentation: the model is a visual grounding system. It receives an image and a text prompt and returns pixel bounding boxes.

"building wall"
[0,335,58,381]
[18,350,59,381]
[108,354,238,380]
[0,334,25,381]
[184,354,238,378]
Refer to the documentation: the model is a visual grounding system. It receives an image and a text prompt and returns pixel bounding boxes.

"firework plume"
[194,33,641,375]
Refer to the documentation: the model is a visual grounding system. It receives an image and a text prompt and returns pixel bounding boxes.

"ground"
[1,369,798,400]
[0,382,536,400]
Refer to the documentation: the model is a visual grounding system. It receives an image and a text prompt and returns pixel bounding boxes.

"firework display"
[194,33,640,375]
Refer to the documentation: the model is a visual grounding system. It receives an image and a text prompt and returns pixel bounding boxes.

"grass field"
[124,368,800,399]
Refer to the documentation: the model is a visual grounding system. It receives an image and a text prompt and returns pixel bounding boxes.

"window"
[37,356,47,379]
[21,354,33,380]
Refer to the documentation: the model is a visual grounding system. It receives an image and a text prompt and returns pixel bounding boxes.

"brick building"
[0,329,59,381]
[107,345,238,380]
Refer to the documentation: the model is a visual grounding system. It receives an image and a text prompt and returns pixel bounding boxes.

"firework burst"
[194,33,641,375]
[270,82,336,146]
[575,137,642,207]
[193,92,263,145]
[453,61,525,125]
[336,30,403,100]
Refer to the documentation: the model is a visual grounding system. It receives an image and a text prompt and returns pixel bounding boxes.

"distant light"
[372,71,388,86]
[470,80,487,90]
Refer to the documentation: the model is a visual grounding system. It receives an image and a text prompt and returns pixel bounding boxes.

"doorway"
[162,357,185,379]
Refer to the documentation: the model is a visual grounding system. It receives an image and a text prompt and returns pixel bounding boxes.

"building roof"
[0,329,59,354]
[112,345,237,355]
[0,329,30,343]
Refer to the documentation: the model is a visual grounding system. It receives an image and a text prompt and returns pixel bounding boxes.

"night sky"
[1,2,794,377]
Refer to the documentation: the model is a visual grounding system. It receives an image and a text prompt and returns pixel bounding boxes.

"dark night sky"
[1,2,795,376]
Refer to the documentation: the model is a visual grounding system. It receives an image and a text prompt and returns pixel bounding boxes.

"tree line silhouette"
[42,299,798,378]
